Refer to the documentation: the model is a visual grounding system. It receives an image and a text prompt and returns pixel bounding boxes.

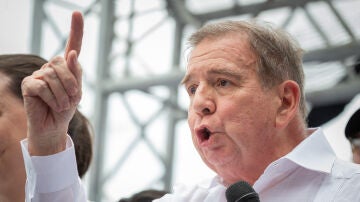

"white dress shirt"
[22,128,360,202]
[21,136,86,202]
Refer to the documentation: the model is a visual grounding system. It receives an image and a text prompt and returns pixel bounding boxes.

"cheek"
[187,111,205,154]
[8,110,28,141]
[224,111,255,144]
[15,118,28,140]
[0,117,13,143]
[219,98,256,125]
[187,106,199,129]
[0,126,16,155]
[220,96,272,139]
[187,113,197,142]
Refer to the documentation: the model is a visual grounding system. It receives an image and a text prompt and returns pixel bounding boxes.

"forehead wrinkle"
[183,36,257,85]
[181,58,228,85]
[182,58,253,86]
[190,45,256,71]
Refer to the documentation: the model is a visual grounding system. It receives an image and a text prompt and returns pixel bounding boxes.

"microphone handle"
[234,192,260,202]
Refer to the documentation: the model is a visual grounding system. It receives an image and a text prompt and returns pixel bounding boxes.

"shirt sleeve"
[21,135,87,202]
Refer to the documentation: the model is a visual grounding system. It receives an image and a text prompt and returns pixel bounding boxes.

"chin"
[204,153,236,169]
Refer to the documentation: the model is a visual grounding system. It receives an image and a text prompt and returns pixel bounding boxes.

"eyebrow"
[181,73,192,85]
[181,68,244,85]
[208,68,244,80]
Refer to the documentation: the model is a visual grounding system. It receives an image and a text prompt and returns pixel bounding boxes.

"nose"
[191,85,216,116]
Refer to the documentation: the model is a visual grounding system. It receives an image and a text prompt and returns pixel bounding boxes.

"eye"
[217,79,230,87]
[187,85,198,95]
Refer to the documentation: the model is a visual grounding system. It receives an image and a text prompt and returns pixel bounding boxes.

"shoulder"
[332,158,360,179]
[332,159,360,197]
[316,159,360,201]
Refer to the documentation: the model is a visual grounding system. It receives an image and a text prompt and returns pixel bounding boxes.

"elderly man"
[21,13,360,201]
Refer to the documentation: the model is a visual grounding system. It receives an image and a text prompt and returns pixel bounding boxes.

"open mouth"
[196,127,212,143]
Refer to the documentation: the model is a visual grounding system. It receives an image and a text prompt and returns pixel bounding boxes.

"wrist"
[28,133,67,156]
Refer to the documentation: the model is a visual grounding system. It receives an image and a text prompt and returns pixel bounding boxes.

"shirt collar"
[283,127,336,174]
[198,175,223,189]
[201,128,337,189]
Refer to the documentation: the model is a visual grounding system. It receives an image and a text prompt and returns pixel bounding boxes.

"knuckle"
[21,77,30,94]
[49,56,64,66]
[21,76,30,85]
[64,74,75,83]
[43,67,57,79]
[32,69,43,78]
[37,80,49,91]
[40,63,48,69]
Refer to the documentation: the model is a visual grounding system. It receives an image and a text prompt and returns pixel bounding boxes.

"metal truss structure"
[31,0,360,201]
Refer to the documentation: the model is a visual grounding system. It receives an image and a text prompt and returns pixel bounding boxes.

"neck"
[220,116,307,186]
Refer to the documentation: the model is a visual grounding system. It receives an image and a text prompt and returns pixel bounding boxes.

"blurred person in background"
[118,189,168,202]
[0,54,93,202]
[345,108,360,164]
[21,12,360,202]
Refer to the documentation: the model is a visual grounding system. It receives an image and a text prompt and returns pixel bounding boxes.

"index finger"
[64,11,84,59]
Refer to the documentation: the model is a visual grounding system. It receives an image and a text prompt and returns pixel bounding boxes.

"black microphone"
[225,181,260,202]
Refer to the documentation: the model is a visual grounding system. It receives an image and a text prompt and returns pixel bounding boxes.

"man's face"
[183,34,280,184]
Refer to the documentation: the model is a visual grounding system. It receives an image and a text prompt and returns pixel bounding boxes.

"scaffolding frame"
[30,0,360,201]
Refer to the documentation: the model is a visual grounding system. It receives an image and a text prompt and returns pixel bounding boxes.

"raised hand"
[21,11,84,156]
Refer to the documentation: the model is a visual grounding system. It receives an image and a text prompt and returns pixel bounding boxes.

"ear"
[275,80,300,128]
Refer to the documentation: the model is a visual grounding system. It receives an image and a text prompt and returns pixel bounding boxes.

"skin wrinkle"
[184,29,307,186]
[183,65,247,95]
[182,37,257,87]
[187,37,255,87]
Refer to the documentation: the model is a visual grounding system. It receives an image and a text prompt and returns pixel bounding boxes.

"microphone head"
[225,181,260,202]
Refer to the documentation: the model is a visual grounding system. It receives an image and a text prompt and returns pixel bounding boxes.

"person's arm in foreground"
[21,11,87,202]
